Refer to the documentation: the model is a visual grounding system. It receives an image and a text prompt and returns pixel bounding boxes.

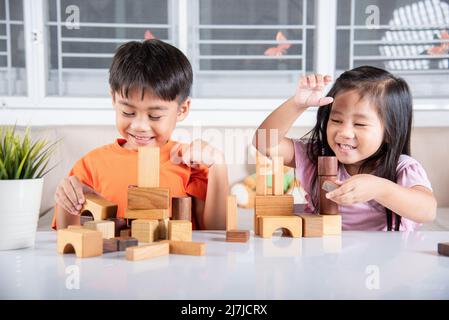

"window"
[45,0,174,96]
[189,0,315,98]
[336,0,449,98]
[0,0,26,96]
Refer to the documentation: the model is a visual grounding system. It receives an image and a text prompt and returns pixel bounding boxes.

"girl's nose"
[337,125,355,139]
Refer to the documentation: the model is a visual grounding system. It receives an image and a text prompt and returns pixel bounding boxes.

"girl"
[253,66,437,231]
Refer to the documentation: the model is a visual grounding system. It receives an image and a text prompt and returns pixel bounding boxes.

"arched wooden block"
[57,228,103,258]
[80,194,118,221]
[258,216,302,238]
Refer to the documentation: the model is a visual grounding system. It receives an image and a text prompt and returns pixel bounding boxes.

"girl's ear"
[176,97,191,122]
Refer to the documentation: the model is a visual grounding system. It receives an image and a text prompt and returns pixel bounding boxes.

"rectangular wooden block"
[438,242,449,257]
[226,230,250,243]
[81,194,117,221]
[131,219,159,243]
[258,216,302,238]
[138,146,159,188]
[272,156,284,196]
[226,195,238,231]
[168,220,192,241]
[83,220,115,239]
[68,225,83,229]
[124,208,169,220]
[57,228,103,258]
[256,151,269,196]
[254,194,294,235]
[125,243,169,261]
[298,214,323,237]
[127,187,169,210]
[103,238,119,253]
[322,214,342,235]
[160,240,206,256]
[115,236,139,251]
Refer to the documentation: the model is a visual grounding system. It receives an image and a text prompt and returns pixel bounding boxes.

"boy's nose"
[130,117,151,131]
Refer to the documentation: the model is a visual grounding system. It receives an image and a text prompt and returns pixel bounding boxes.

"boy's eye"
[122,111,134,116]
[149,115,162,121]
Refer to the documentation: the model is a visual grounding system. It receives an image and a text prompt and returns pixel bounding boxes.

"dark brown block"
[120,229,131,237]
[319,176,339,215]
[107,218,128,237]
[115,236,138,251]
[226,230,250,243]
[298,214,323,237]
[103,238,119,253]
[80,214,94,226]
[438,242,449,257]
[318,156,338,175]
[172,196,192,221]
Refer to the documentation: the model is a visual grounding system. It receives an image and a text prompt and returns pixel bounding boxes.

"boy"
[53,39,228,230]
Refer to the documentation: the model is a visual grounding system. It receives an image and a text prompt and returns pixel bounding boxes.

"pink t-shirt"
[293,139,433,231]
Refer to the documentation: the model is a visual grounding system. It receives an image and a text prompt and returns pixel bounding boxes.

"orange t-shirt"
[51,139,208,230]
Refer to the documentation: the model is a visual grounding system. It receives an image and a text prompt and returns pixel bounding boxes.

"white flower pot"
[0,178,44,250]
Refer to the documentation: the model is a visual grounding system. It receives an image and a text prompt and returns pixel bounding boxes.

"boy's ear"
[176,97,191,122]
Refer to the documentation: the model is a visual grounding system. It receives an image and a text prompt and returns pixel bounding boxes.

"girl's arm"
[375,181,437,223]
[252,75,334,167]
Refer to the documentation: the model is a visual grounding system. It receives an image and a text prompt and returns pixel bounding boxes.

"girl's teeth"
[340,143,355,150]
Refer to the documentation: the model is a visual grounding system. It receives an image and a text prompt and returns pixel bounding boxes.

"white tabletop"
[1,226,449,299]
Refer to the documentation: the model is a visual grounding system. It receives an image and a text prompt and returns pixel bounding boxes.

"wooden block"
[168,220,192,241]
[120,229,131,237]
[80,194,117,221]
[226,230,250,243]
[254,194,294,235]
[127,187,169,210]
[80,214,94,226]
[258,216,302,238]
[226,195,238,231]
[124,208,169,220]
[157,218,169,240]
[438,242,449,257]
[131,219,159,243]
[125,242,169,261]
[319,176,339,215]
[256,151,269,195]
[68,225,83,229]
[160,240,206,256]
[322,214,342,235]
[115,236,139,251]
[172,196,192,221]
[103,238,119,253]
[138,146,159,188]
[298,214,323,237]
[272,156,284,195]
[107,218,128,237]
[57,228,102,258]
[83,220,115,239]
[318,156,338,176]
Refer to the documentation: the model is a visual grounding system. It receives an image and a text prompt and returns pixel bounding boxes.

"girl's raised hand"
[293,74,334,109]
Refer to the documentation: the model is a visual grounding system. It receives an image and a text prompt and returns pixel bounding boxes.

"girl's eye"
[354,123,367,127]
[330,119,342,124]
[122,111,134,116]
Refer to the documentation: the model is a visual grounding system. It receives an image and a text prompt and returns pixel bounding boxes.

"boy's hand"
[325,174,384,205]
[54,176,99,216]
[177,139,224,169]
[293,74,334,109]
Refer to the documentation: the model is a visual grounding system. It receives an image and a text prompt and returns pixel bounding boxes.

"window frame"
[0,0,448,127]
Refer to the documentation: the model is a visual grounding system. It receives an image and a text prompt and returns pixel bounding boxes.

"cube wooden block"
[127,187,169,210]
[103,238,119,253]
[57,228,102,258]
[226,230,250,243]
[226,195,238,231]
[131,219,159,243]
[83,220,115,239]
[438,242,449,257]
[258,216,302,238]
[168,220,192,241]
[80,194,117,221]
[160,240,206,256]
[115,236,139,251]
[172,196,192,221]
[120,229,131,237]
[125,242,169,261]
[298,214,323,237]
[322,215,342,235]
[254,194,294,235]
[138,146,159,188]
[124,208,169,220]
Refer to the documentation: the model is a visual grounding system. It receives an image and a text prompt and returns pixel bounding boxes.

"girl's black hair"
[303,66,413,231]
[109,39,193,103]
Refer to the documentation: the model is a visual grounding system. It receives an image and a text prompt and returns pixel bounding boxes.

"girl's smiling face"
[327,90,385,175]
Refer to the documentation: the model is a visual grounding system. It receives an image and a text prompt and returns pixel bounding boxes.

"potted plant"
[0,126,58,250]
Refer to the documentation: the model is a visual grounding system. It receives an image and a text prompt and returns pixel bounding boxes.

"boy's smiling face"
[111,88,190,150]
[326,90,385,175]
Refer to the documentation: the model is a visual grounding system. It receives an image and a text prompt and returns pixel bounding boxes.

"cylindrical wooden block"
[318,156,338,176]
[172,196,192,221]
[319,176,339,215]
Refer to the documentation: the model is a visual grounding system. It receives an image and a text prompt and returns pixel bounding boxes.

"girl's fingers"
[324,75,333,84]
[315,74,323,89]
[318,97,334,106]
[298,75,308,88]
[307,74,316,88]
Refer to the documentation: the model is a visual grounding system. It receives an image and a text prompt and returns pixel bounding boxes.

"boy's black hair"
[303,66,413,231]
[109,39,193,103]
